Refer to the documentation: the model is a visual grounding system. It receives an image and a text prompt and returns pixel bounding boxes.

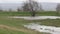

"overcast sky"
[0,0,60,11]
[0,0,60,3]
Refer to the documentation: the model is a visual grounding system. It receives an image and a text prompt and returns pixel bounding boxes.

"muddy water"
[24,23,60,34]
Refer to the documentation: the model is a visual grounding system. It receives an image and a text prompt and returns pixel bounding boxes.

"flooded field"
[24,23,60,34]
[9,16,60,34]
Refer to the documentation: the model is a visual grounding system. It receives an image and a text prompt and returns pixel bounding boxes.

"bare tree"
[22,0,39,17]
[56,3,60,16]
[22,3,30,11]
[17,8,21,12]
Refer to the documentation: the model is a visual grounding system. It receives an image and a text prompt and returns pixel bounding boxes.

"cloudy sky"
[0,0,60,3]
[0,0,60,11]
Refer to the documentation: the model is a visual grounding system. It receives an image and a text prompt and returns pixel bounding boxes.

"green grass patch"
[32,19,60,27]
[0,11,60,16]
[0,28,27,34]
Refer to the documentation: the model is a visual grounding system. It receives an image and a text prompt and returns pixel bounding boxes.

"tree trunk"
[31,11,35,17]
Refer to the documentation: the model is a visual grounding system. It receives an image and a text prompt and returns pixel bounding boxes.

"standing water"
[9,16,60,20]
[24,23,60,34]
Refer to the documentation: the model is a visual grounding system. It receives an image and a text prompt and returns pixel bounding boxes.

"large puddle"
[10,16,60,20]
[24,23,60,34]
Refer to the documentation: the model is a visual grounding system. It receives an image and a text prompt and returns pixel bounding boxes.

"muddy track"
[0,25,21,31]
[0,24,37,34]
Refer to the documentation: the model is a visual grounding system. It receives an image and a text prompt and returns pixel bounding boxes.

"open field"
[0,16,60,34]
[0,11,60,34]
[0,16,51,34]
[0,11,59,16]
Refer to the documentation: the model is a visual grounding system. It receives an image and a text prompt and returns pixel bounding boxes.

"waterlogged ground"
[24,23,60,34]
[9,16,60,34]
[10,16,60,20]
